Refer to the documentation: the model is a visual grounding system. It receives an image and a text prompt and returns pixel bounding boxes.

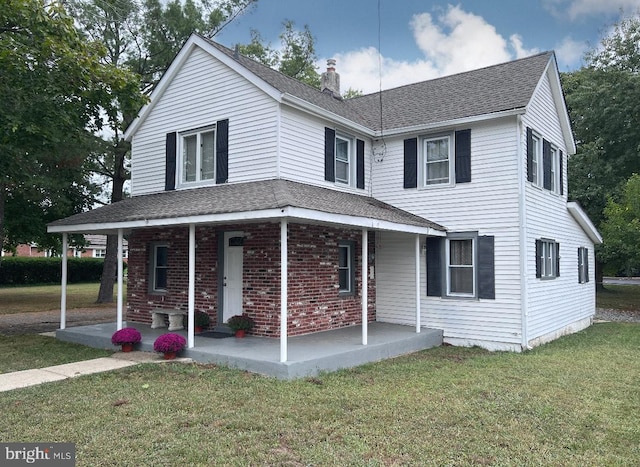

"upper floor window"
[527,127,562,195]
[181,126,216,184]
[324,127,365,189]
[423,135,452,186]
[335,134,353,185]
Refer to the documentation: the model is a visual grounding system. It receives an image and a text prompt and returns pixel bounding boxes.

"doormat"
[198,331,233,339]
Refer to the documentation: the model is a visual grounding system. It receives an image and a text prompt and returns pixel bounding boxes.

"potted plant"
[153,333,186,360]
[195,311,210,333]
[111,327,142,352]
[226,313,255,338]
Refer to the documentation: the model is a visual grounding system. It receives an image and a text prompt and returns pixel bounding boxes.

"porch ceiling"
[48,179,446,236]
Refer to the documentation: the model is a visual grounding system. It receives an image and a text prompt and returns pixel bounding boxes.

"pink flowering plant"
[153,333,186,353]
[111,327,142,345]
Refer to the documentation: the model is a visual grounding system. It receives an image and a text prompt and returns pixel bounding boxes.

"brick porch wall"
[126,223,376,337]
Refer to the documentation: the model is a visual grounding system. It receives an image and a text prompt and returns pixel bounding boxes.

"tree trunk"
[96,141,129,303]
[0,182,6,267]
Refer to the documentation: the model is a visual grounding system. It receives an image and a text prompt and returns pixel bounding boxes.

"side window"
[536,239,559,279]
[447,238,475,297]
[338,241,356,295]
[423,135,451,186]
[578,247,589,283]
[335,134,352,185]
[150,244,168,292]
[324,128,365,189]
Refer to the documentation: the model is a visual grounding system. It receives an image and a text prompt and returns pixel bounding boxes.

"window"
[335,134,352,185]
[530,133,541,186]
[549,146,558,193]
[180,126,216,184]
[338,241,356,295]
[578,247,589,283]
[447,237,475,296]
[536,239,559,279]
[151,245,168,292]
[423,135,451,185]
[93,249,106,258]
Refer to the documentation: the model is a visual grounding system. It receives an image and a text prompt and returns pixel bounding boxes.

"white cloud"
[554,36,589,70]
[320,5,540,94]
[544,0,639,21]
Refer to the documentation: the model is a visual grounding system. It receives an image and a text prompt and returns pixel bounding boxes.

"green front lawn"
[1,323,638,466]
[597,284,640,311]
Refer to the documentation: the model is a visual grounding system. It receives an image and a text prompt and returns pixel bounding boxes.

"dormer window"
[180,126,216,184]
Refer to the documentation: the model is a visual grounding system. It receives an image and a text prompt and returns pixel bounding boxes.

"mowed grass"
[1,322,638,466]
[0,282,123,314]
[597,284,640,311]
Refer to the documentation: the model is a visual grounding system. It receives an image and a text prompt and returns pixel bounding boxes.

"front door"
[223,232,244,323]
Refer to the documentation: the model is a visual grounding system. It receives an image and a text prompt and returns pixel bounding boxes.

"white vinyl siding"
[130,46,278,195]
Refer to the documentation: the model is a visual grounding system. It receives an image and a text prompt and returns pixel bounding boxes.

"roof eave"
[567,202,602,244]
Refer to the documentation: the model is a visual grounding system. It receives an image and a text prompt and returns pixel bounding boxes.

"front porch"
[56,322,443,379]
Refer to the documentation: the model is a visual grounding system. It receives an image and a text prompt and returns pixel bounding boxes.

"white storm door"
[223,232,244,323]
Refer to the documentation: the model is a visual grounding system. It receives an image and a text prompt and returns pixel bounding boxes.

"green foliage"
[564,13,640,273]
[600,174,640,275]
[0,257,109,285]
[237,20,320,88]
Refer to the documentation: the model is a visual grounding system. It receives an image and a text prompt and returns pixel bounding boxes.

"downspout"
[516,115,530,350]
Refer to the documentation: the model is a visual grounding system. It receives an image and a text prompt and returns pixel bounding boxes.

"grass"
[597,284,640,311]
[1,322,638,466]
[0,335,112,373]
[0,282,123,314]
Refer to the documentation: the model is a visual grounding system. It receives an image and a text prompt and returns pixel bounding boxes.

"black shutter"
[324,128,335,182]
[356,139,365,189]
[555,242,560,277]
[526,127,534,182]
[455,129,471,183]
[404,138,418,188]
[535,239,542,278]
[165,132,177,191]
[559,150,564,195]
[426,237,444,297]
[478,236,495,299]
[216,119,229,184]
[543,139,552,190]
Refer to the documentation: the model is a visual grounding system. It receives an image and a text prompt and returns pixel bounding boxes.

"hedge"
[0,257,111,286]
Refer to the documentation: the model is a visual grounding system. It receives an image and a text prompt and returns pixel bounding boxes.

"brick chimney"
[320,58,341,100]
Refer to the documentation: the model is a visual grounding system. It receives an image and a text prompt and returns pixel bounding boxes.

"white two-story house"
[49,34,601,352]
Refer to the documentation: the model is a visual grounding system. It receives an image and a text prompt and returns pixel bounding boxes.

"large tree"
[0,0,139,260]
[563,13,640,280]
[69,0,257,302]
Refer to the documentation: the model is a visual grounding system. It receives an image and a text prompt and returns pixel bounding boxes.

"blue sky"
[215,0,638,93]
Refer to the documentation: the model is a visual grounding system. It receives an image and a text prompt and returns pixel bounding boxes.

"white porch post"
[362,229,368,345]
[116,229,124,330]
[187,224,196,349]
[60,233,68,330]
[415,234,421,333]
[280,219,288,363]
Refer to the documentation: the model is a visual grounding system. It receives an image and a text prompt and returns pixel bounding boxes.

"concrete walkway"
[0,351,191,393]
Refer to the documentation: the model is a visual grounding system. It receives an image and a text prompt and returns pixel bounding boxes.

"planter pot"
[121,343,134,353]
[163,351,177,360]
[195,326,203,333]
[235,330,246,338]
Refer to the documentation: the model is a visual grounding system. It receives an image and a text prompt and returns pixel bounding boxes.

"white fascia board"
[47,206,445,237]
[567,202,603,244]
[545,57,576,155]
[281,94,375,137]
[124,34,283,141]
[378,108,524,138]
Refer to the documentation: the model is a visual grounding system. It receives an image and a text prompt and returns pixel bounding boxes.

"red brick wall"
[126,223,376,337]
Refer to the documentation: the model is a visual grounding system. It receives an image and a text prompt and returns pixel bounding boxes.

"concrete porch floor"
[56,322,443,379]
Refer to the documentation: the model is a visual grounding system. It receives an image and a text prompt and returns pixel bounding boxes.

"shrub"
[227,314,255,332]
[0,257,112,285]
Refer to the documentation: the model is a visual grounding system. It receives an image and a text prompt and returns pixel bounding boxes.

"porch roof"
[48,179,446,236]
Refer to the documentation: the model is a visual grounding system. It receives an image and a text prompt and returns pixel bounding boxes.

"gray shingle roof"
[48,179,444,232]
[204,35,552,132]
